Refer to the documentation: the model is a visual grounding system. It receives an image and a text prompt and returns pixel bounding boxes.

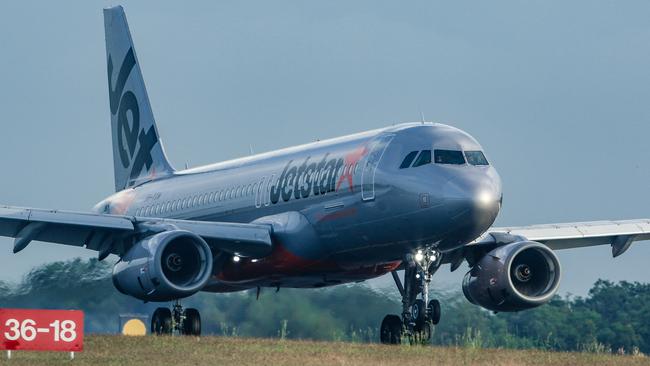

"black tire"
[183,308,201,336]
[428,299,441,325]
[412,299,426,331]
[151,307,172,335]
[380,314,402,345]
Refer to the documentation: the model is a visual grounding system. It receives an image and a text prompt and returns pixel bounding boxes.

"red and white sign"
[0,309,83,352]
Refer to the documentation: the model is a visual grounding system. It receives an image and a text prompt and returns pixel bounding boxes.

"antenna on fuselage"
[420,110,426,124]
[249,144,255,155]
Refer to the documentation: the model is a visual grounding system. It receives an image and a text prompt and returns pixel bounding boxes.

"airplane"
[1,5,649,344]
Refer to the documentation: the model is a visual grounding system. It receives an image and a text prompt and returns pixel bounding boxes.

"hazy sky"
[1,1,649,296]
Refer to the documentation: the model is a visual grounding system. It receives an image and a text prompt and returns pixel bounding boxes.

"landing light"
[414,250,424,263]
[233,255,240,263]
[477,190,494,207]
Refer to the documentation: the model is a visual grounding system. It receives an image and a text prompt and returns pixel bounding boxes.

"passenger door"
[361,134,395,201]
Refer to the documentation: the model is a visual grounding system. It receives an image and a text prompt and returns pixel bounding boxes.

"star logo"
[336,145,368,192]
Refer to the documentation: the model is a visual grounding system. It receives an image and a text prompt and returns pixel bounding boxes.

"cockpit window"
[465,151,489,166]
[434,149,465,165]
[399,151,419,169]
[412,150,432,167]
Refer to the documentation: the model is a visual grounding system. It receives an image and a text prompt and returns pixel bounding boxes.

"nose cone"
[438,168,502,250]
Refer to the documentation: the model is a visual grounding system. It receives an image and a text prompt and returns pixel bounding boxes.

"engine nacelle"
[462,241,561,312]
[112,230,213,302]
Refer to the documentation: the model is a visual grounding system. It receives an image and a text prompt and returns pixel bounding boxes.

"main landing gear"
[151,300,201,336]
[380,249,442,345]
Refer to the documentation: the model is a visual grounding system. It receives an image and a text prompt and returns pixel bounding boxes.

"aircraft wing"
[471,219,650,258]
[0,205,272,259]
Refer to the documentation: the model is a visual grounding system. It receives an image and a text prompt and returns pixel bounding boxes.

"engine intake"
[462,241,561,312]
[112,230,213,301]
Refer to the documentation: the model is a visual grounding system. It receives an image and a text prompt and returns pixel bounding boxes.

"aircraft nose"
[438,168,502,250]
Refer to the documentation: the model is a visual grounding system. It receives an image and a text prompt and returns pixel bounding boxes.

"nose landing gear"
[151,300,201,336]
[380,249,442,345]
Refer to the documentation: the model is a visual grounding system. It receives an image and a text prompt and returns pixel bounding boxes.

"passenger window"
[465,151,489,166]
[434,149,465,165]
[400,151,419,169]
[412,150,432,167]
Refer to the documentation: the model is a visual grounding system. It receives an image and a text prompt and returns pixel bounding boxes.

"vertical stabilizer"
[104,6,174,191]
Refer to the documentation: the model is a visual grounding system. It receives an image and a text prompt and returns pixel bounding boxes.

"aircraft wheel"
[151,307,172,335]
[411,299,427,331]
[183,308,201,336]
[380,314,402,345]
[428,299,441,325]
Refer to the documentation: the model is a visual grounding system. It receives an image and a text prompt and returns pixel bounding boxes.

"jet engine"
[462,241,561,312]
[112,230,213,301]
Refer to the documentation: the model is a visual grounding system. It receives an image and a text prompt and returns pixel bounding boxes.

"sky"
[1,1,649,296]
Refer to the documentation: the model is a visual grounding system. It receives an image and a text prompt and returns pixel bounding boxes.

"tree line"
[0,258,648,354]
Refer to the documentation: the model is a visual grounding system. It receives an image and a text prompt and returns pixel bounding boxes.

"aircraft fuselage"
[95,122,502,291]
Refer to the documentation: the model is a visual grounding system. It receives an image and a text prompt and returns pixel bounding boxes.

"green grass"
[1,335,649,366]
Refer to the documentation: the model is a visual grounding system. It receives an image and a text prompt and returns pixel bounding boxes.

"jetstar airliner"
[2,6,649,343]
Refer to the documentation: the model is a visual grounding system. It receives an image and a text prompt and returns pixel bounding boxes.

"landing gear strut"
[380,249,442,345]
[151,300,201,336]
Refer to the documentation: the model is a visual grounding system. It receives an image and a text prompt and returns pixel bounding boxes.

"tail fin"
[103,6,174,191]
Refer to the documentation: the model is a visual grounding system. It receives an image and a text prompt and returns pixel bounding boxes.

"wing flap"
[474,219,650,255]
[0,205,273,258]
[0,206,135,253]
